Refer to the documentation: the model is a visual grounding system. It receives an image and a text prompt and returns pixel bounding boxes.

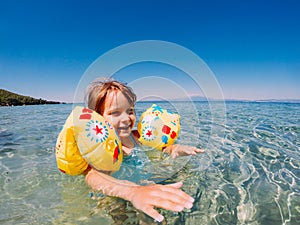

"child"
[84,78,204,222]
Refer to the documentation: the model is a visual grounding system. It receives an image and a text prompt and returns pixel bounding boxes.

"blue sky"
[0,0,299,102]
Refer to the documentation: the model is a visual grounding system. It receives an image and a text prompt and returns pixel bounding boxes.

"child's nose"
[120,112,130,122]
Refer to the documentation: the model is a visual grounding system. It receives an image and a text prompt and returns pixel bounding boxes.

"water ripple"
[0,103,299,224]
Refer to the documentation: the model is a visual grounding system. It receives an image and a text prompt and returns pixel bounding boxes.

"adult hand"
[128,181,194,222]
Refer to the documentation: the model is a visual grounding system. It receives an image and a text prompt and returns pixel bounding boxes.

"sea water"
[0,102,299,225]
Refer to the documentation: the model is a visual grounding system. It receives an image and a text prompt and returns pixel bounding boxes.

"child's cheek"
[105,116,116,129]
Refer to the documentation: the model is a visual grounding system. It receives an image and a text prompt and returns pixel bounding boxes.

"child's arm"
[85,167,194,222]
[163,144,205,159]
[132,129,204,159]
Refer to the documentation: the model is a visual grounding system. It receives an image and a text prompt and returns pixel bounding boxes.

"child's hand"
[86,168,194,222]
[129,181,194,222]
[163,144,205,159]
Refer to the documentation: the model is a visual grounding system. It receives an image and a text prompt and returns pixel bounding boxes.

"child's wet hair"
[85,78,136,114]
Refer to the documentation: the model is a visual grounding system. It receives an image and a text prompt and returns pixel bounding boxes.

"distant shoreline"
[0,89,66,107]
[2,87,298,106]
[1,100,298,108]
[0,102,66,107]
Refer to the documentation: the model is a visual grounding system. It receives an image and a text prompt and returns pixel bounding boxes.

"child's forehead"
[104,90,133,109]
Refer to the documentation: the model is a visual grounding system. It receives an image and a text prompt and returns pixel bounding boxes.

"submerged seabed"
[0,102,299,225]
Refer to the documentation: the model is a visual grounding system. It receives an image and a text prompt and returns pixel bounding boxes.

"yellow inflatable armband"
[56,125,89,175]
[137,104,180,150]
[55,106,122,175]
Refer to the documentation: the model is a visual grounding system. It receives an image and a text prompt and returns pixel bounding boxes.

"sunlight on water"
[0,102,299,224]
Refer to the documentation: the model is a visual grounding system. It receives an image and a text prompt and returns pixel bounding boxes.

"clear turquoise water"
[0,102,299,225]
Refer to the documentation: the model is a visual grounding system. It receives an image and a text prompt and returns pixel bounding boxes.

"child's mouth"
[118,125,130,131]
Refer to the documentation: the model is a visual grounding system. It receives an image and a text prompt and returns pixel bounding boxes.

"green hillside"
[0,89,63,106]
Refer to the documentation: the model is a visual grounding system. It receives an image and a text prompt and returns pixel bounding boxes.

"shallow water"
[0,102,299,225]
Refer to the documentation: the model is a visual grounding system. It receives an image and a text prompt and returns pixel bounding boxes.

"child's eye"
[111,111,120,115]
[128,108,135,114]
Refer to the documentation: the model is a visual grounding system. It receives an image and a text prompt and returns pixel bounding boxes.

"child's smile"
[102,90,136,139]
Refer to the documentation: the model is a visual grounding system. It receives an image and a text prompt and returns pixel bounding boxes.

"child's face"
[102,90,136,139]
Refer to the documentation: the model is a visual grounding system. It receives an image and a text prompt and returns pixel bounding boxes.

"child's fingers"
[165,181,183,188]
[195,148,205,153]
[143,206,164,222]
[171,152,179,158]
